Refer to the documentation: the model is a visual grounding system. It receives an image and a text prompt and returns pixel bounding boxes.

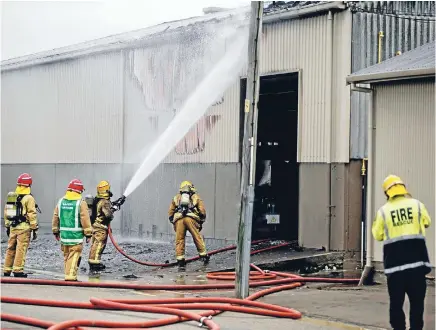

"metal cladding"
[350,1,436,159]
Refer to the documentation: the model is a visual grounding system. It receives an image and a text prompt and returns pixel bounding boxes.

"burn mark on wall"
[175,115,221,155]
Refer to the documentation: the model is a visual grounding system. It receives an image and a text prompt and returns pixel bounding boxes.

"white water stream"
[123,28,248,197]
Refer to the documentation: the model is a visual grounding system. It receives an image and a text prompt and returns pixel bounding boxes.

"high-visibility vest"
[58,198,84,245]
[375,197,431,275]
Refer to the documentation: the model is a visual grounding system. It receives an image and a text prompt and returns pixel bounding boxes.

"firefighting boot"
[177,259,186,270]
[95,263,106,271]
[200,255,210,265]
[3,272,11,277]
[13,272,28,278]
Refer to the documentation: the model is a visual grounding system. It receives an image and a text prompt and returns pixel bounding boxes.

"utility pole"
[235,1,263,299]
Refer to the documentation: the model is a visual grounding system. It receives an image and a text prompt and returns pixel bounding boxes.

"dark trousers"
[387,268,427,330]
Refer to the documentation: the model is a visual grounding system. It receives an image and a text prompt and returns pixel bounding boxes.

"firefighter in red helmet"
[3,173,39,277]
[52,179,92,281]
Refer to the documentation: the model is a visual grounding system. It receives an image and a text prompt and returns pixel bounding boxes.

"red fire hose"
[1,265,360,330]
[108,226,288,267]
[2,229,358,329]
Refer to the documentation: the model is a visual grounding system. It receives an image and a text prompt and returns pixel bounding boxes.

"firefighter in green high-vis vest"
[52,179,92,281]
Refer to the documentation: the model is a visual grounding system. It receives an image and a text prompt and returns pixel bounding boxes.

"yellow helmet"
[382,175,409,199]
[180,180,193,192]
[97,180,111,198]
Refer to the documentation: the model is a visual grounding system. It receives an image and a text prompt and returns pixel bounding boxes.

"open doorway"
[240,73,299,241]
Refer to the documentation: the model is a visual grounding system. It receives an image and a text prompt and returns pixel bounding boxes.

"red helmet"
[17,173,33,187]
[67,179,84,193]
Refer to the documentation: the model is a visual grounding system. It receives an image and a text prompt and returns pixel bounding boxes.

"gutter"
[346,67,435,84]
[263,1,345,23]
[350,83,375,286]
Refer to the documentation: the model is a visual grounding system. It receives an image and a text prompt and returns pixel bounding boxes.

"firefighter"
[3,173,39,277]
[168,181,209,269]
[52,179,92,281]
[88,180,114,272]
[372,174,432,330]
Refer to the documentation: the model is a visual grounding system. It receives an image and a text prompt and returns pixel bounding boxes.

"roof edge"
[264,1,345,23]
[346,67,436,84]
[1,7,249,72]
[2,2,346,72]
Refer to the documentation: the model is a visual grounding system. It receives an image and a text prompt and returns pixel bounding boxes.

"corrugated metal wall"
[350,1,436,159]
[1,52,124,164]
[373,80,435,265]
[123,23,245,164]
[261,10,352,163]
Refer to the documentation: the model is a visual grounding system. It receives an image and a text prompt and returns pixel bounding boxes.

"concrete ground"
[1,267,435,330]
[1,235,435,329]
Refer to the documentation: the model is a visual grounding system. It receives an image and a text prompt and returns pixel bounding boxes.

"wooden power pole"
[235,1,263,299]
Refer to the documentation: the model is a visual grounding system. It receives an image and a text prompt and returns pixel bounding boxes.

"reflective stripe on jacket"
[372,196,432,275]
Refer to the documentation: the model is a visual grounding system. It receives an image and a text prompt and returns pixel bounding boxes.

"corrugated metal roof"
[1,8,249,71]
[1,2,345,71]
[347,40,435,83]
[263,1,328,14]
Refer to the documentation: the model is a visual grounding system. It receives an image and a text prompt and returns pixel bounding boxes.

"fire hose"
[1,265,360,329]
[108,226,292,267]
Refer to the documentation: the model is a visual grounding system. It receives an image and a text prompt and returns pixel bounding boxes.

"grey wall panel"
[350,2,436,159]
[1,163,239,243]
[52,164,124,232]
[1,164,123,231]
[329,161,362,252]
[330,164,346,251]
[214,164,241,242]
[1,165,56,227]
[298,164,330,248]
[118,163,240,243]
[345,160,363,252]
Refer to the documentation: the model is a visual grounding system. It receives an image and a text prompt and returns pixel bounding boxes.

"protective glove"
[31,230,38,241]
[169,216,174,224]
[86,236,91,243]
[6,227,10,237]
[54,233,60,241]
[198,223,203,232]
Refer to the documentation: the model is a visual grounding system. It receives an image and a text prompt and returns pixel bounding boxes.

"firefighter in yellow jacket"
[88,181,114,272]
[3,173,39,277]
[52,179,92,281]
[372,175,432,330]
[168,181,209,268]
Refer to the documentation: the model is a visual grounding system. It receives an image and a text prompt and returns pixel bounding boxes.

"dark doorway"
[240,73,299,241]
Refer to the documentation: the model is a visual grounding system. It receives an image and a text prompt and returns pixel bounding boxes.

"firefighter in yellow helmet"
[3,173,39,277]
[168,181,209,269]
[52,179,92,281]
[372,175,432,330]
[88,180,114,272]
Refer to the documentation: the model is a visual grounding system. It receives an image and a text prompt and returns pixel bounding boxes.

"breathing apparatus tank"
[84,194,95,220]
[178,187,192,216]
[5,192,21,220]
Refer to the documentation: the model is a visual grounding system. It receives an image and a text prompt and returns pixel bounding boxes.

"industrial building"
[1,2,435,259]
[347,41,435,269]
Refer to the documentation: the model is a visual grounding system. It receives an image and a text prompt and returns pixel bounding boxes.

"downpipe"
[350,83,375,285]
[326,10,334,252]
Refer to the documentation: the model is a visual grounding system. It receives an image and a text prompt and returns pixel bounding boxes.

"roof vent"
[203,7,228,14]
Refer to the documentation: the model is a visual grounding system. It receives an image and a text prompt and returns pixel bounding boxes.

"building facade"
[1,2,435,254]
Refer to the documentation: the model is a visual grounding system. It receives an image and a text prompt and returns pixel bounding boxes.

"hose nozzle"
[112,195,127,212]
